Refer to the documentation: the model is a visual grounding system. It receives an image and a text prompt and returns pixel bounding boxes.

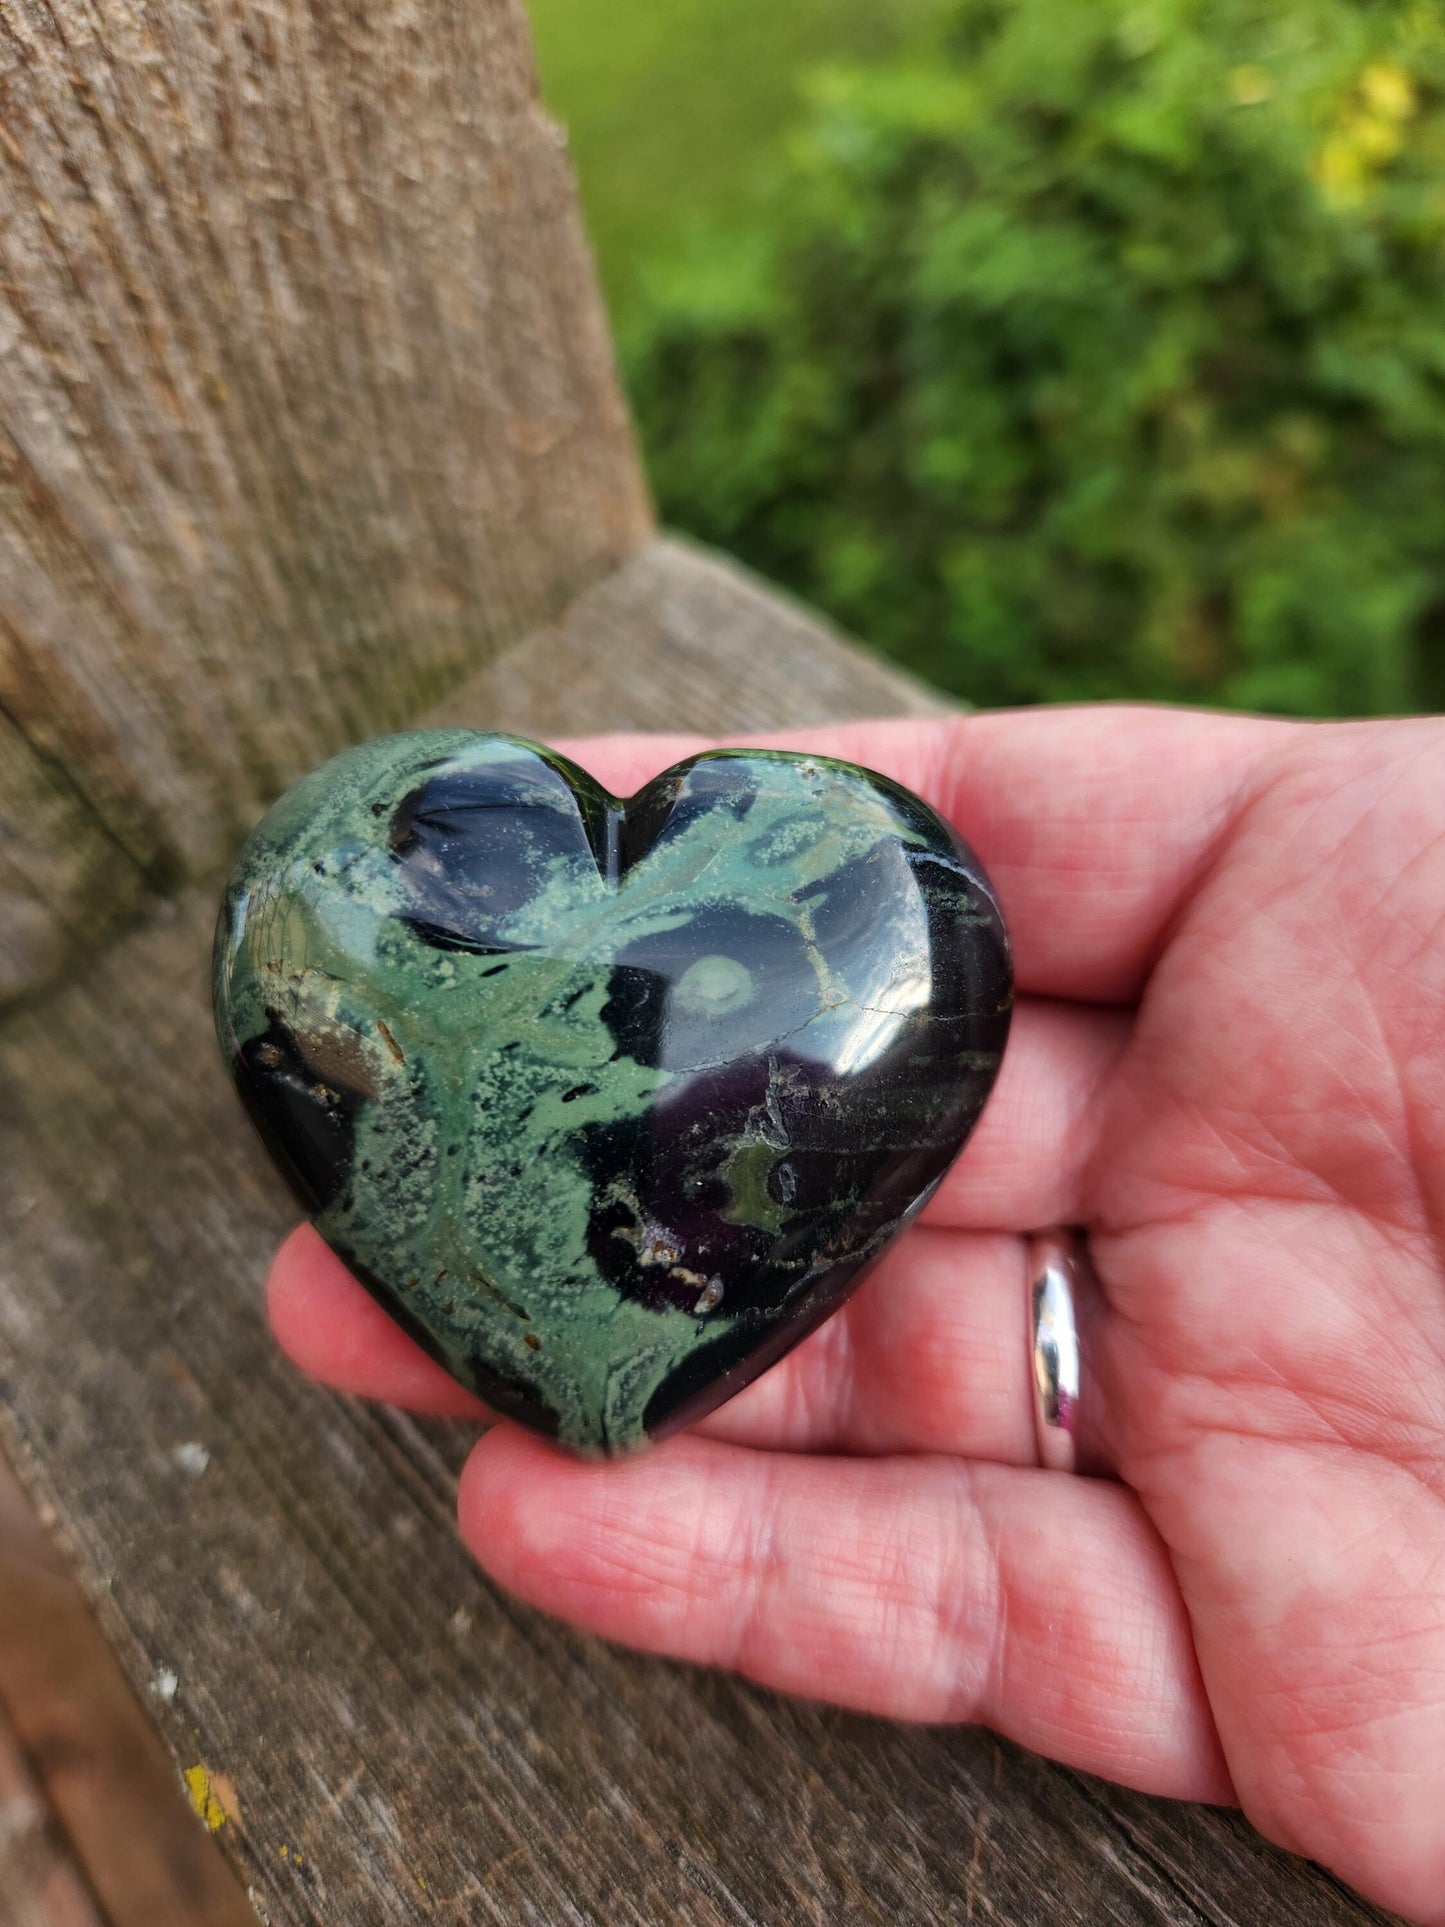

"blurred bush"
[625,0,1445,712]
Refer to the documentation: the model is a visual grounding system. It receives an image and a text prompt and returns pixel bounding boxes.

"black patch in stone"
[234,1014,367,1215]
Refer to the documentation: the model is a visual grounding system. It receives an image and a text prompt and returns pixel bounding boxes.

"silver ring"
[1027,1231,1083,1473]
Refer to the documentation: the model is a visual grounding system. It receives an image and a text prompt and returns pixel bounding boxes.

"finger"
[693,1227,1038,1460]
[923,997,1127,1230]
[267,1223,491,1420]
[270,996,1123,1452]
[272,1209,1121,1467]
[459,1428,1233,1802]
[555,706,1298,1003]
[267,990,1125,1407]
[270,1220,1049,1465]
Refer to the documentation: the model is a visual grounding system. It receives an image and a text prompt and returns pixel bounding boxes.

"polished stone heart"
[213,731,1011,1455]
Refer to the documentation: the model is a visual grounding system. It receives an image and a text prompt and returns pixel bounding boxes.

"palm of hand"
[268,711,1445,1922]
[1095,725,1445,1913]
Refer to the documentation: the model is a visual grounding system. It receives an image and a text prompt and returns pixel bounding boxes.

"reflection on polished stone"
[213,731,1011,1455]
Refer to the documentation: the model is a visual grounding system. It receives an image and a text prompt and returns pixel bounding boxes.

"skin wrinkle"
[1164,1370,1445,1497]
[1389,870,1445,981]
[1108,1342,1439,1513]
[959,1462,1009,1733]
[1191,1088,1419,1239]
[1094,1202,1445,1449]
[1278,959,1434,1240]
[924,999,1126,1230]
[1093,947,1433,1258]
[1351,824,1445,954]
[811,1299,862,1445]
[726,1449,789,1682]
[934,710,1298,1004]
[1361,809,1445,1283]
[842,1503,917,1702]
[744,1307,841,1445]
[1125,741,1301,998]
[699,1227,1035,1460]
[1400,1049,1445,1300]
[1266,725,1440,885]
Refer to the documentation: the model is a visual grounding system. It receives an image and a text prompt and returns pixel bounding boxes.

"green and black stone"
[213,731,1011,1455]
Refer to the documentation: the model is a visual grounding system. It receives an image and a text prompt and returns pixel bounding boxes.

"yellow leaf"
[1312,136,1366,208]
[1361,61,1416,123]
[1355,114,1404,165]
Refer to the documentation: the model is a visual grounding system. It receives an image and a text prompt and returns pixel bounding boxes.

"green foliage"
[526,0,948,322]
[625,0,1445,713]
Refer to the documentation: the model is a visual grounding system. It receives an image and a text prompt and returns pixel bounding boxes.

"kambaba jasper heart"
[213,731,1011,1455]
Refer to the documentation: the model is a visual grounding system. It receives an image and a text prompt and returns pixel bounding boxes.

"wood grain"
[429,535,950,737]
[0,544,1404,1925]
[0,0,651,1001]
[0,713,149,1004]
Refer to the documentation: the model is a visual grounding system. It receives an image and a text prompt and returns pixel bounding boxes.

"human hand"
[268,706,1445,1922]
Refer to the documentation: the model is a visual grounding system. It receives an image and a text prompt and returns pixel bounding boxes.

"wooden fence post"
[0,0,651,999]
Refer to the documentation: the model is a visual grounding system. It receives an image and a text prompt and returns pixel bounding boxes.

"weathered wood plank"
[432,535,950,736]
[0,0,651,998]
[0,712,149,1004]
[0,547,1403,1924]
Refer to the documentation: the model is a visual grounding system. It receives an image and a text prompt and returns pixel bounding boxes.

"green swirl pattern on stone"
[214,730,1011,1454]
